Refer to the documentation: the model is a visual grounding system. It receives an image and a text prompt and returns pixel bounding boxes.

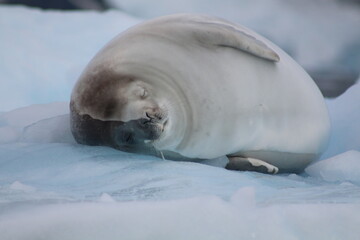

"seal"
[70,14,330,174]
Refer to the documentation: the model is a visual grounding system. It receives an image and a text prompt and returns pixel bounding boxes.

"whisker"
[150,144,158,156]
[160,151,166,160]
[150,143,164,160]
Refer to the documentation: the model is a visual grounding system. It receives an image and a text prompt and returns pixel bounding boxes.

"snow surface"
[307,151,360,184]
[1,5,360,240]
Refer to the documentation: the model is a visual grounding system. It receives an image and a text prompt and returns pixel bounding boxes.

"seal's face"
[111,80,169,148]
[71,71,168,153]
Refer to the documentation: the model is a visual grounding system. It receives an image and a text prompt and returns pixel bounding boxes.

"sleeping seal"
[70,14,330,174]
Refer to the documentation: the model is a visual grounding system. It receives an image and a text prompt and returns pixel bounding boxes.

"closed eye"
[141,89,148,99]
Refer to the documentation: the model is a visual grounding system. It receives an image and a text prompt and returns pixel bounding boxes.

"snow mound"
[306,151,360,184]
[9,181,36,192]
[21,114,75,144]
[0,102,70,144]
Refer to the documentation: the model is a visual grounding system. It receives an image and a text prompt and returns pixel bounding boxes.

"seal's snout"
[145,111,167,122]
[146,112,159,120]
[140,109,168,126]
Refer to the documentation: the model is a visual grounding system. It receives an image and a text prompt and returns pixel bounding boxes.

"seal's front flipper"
[226,156,279,174]
[170,14,280,62]
[148,14,280,62]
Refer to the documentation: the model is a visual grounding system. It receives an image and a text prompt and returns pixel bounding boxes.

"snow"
[1,4,360,240]
[99,193,116,202]
[306,151,360,184]
[1,197,359,240]
[0,102,70,143]
[9,181,36,192]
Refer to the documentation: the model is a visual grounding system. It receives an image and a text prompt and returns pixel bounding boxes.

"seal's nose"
[145,111,167,123]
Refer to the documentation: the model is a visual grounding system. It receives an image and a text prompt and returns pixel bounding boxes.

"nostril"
[146,112,152,119]
[156,113,163,120]
[145,111,165,122]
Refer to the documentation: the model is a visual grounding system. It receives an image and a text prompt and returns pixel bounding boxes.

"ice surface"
[1,196,359,240]
[306,151,360,184]
[1,5,360,240]
[1,98,360,239]
[1,139,360,239]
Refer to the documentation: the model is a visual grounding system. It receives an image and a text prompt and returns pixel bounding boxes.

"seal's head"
[70,68,169,153]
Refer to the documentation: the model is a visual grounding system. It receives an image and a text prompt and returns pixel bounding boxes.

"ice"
[0,6,140,112]
[306,151,360,184]
[1,4,360,240]
[321,81,360,159]
[0,195,359,240]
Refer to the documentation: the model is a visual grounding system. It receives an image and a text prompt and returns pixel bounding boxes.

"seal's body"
[70,14,330,173]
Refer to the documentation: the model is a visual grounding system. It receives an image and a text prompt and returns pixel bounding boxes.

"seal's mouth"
[112,115,167,149]
[140,110,168,133]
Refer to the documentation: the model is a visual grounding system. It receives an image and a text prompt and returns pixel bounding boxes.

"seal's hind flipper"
[226,156,279,174]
